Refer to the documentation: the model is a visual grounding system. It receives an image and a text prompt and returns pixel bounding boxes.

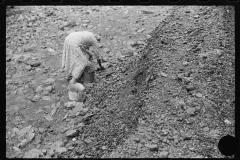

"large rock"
[36,86,43,93]
[45,86,53,92]
[159,151,169,158]
[55,147,67,154]
[44,78,55,85]
[23,149,43,158]
[50,140,64,150]
[64,101,76,108]
[17,125,32,137]
[145,143,158,151]
[65,129,79,138]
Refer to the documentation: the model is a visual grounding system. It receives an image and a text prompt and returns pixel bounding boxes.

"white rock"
[224,119,231,124]
[45,86,53,92]
[159,151,169,158]
[44,78,55,85]
[26,132,35,142]
[196,93,203,98]
[42,149,47,154]
[183,61,189,66]
[18,125,32,137]
[64,101,76,108]
[55,147,67,154]
[31,95,40,102]
[42,96,51,101]
[24,148,43,158]
[147,35,151,39]
[18,139,28,148]
[47,48,56,53]
[13,146,21,152]
[160,72,168,77]
[65,129,78,137]
[12,127,20,134]
[50,140,64,150]
[36,86,43,93]
[83,19,90,23]
[145,143,158,151]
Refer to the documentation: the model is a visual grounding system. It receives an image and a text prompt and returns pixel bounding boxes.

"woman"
[62,31,104,84]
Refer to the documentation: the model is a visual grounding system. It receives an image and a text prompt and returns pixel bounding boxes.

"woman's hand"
[97,59,105,70]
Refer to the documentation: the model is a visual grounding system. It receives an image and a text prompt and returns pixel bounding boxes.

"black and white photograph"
[6,5,236,158]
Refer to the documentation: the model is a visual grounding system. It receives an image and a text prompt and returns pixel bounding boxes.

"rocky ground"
[6,6,235,158]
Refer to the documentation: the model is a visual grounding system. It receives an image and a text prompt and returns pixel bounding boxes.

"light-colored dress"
[62,31,100,79]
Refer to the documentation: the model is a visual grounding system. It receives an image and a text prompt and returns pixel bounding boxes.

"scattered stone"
[159,151,169,158]
[12,127,20,134]
[137,28,146,33]
[64,101,76,108]
[18,139,28,148]
[44,78,55,85]
[42,96,51,101]
[194,15,199,18]
[162,129,168,136]
[45,86,53,92]
[43,114,53,121]
[36,86,43,93]
[196,93,203,98]
[103,48,110,54]
[50,140,64,150]
[47,48,56,53]
[145,143,158,151]
[160,72,168,77]
[72,102,87,115]
[65,129,78,138]
[42,149,47,154]
[88,25,93,29]
[55,147,67,154]
[83,19,90,23]
[26,132,35,142]
[185,107,196,115]
[48,149,55,157]
[137,40,146,45]
[186,84,195,92]
[25,65,32,71]
[18,125,32,137]
[183,61,189,66]
[224,119,231,125]
[141,10,154,14]
[147,34,151,39]
[133,52,138,56]
[203,127,209,132]
[72,138,77,142]
[23,148,43,158]
[101,146,107,150]
[84,138,92,144]
[68,146,74,150]
[13,146,21,152]
[193,155,204,158]
[127,40,135,47]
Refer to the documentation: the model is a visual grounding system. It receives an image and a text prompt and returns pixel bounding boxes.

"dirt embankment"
[104,6,235,158]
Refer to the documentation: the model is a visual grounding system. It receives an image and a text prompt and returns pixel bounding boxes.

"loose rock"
[44,78,55,85]
[23,149,43,158]
[65,129,79,138]
[224,119,231,124]
[55,147,67,154]
[159,151,169,158]
[145,143,158,151]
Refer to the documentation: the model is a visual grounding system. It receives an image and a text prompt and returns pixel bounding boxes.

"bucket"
[68,83,85,101]
[83,65,95,83]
